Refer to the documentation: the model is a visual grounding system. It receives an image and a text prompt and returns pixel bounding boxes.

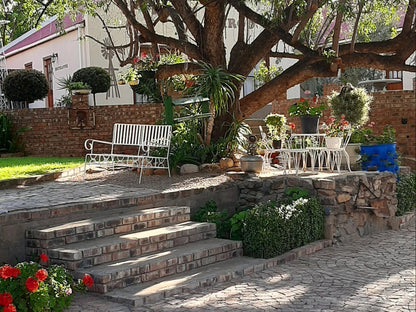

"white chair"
[325,130,352,172]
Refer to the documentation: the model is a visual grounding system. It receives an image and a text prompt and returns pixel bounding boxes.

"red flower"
[39,253,49,263]
[35,269,48,282]
[288,122,296,130]
[141,52,147,59]
[133,57,139,64]
[312,95,317,102]
[82,274,94,288]
[0,292,13,306]
[0,265,20,279]
[3,304,17,312]
[185,80,194,87]
[25,277,39,293]
[299,98,305,102]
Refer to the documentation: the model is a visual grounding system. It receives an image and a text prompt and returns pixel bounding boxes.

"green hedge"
[242,197,324,258]
[396,172,416,216]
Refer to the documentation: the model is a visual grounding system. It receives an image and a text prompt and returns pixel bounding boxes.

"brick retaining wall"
[5,95,164,157]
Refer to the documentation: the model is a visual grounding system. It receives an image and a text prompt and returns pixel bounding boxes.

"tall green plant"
[190,63,244,146]
[0,114,12,151]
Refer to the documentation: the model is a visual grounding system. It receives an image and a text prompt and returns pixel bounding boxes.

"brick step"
[26,206,190,251]
[103,255,264,306]
[41,221,217,270]
[75,238,243,294]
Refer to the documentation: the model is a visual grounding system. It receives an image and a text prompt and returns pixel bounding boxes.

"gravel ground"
[61,167,234,192]
[61,164,287,192]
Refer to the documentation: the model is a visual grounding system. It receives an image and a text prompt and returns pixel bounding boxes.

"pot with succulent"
[264,113,289,149]
[288,94,326,134]
[327,83,373,169]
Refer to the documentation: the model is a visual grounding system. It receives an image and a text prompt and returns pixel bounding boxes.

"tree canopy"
[28,0,416,139]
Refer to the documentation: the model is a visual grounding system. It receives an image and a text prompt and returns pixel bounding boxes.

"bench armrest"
[84,139,113,153]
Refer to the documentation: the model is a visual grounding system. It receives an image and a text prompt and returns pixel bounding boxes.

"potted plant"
[320,115,351,148]
[68,81,91,95]
[355,124,399,173]
[288,94,326,133]
[327,83,372,126]
[264,113,288,148]
[72,67,111,107]
[327,84,373,168]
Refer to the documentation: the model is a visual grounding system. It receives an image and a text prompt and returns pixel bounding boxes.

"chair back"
[341,130,352,149]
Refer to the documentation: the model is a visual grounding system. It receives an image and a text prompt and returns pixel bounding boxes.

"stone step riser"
[31,225,217,271]
[85,243,243,294]
[25,207,190,250]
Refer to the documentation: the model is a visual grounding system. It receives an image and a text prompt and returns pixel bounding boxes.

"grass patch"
[0,157,84,180]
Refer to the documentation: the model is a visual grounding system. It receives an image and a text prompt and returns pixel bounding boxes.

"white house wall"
[5,28,83,108]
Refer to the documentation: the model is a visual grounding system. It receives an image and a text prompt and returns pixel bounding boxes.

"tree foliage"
[40,0,416,140]
[3,69,49,103]
[72,67,111,94]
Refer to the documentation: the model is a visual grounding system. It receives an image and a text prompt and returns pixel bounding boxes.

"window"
[24,62,32,70]
[386,71,402,80]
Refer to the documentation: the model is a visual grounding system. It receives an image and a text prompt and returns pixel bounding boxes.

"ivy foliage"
[396,172,416,216]
[191,200,231,239]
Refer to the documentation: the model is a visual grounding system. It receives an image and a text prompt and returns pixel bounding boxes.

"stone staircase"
[25,205,263,306]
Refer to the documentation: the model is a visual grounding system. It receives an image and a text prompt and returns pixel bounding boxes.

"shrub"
[192,200,231,239]
[242,195,324,258]
[0,254,93,312]
[396,172,416,216]
[72,67,110,95]
[3,70,49,103]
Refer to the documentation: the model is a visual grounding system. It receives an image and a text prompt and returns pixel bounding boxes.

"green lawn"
[0,157,84,180]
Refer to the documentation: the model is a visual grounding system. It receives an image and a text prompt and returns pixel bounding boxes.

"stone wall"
[5,95,164,157]
[234,171,402,244]
[271,88,416,168]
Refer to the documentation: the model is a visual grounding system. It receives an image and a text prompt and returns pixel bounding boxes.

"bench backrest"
[112,123,172,148]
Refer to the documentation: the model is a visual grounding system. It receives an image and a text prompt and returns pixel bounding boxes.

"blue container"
[360,143,398,174]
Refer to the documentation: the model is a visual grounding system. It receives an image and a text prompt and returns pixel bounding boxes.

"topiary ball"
[3,69,49,102]
[72,67,111,94]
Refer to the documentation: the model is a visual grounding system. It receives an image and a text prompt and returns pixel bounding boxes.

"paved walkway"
[0,180,159,214]
[68,219,415,312]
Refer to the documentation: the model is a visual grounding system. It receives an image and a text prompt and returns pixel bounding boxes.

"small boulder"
[220,157,234,169]
[200,163,221,173]
[180,164,199,175]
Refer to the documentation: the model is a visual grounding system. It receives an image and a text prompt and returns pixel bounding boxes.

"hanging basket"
[325,137,342,149]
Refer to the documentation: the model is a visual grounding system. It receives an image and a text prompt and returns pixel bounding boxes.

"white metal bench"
[84,123,172,183]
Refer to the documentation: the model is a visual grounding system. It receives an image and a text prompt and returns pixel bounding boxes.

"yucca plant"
[190,62,244,146]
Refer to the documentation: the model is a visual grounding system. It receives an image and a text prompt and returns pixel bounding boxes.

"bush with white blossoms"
[241,191,324,258]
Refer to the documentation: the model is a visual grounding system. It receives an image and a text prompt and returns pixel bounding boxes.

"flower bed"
[0,254,93,312]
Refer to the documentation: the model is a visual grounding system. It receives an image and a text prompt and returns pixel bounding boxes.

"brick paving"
[68,218,415,312]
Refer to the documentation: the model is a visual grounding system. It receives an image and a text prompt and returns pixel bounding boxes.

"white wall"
[5,28,83,108]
